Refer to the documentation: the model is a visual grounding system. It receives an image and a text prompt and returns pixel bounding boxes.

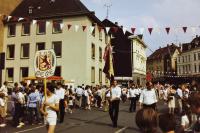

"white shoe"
[0,124,6,127]
[16,124,23,128]
[19,122,25,126]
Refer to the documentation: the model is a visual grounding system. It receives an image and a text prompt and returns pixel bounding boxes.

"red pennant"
[148,28,153,35]
[82,26,87,32]
[131,28,136,34]
[67,24,72,30]
[182,27,187,33]
[165,27,170,34]
[112,27,118,33]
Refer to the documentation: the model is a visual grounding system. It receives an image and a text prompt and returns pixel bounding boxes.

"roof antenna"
[104,0,112,19]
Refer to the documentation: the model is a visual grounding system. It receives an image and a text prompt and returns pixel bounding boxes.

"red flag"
[82,26,87,32]
[112,27,118,33]
[148,28,153,35]
[182,27,187,33]
[165,27,170,34]
[131,27,136,34]
[67,24,72,30]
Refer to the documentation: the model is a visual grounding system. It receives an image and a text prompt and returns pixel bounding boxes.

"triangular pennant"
[67,24,72,30]
[60,23,64,29]
[154,27,161,35]
[32,20,37,25]
[182,27,187,33]
[165,27,170,34]
[82,26,87,32]
[123,27,127,34]
[139,28,145,34]
[131,27,136,34]
[18,17,24,21]
[112,27,118,33]
[90,26,95,33]
[105,27,110,34]
[148,28,153,35]
[75,25,79,32]
[7,16,12,21]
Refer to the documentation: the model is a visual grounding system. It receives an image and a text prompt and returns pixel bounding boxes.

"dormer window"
[28,6,33,14]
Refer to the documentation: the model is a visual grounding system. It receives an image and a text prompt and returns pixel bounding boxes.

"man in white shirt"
[128,81,137,112]
[109,80,121,128]
[75,86,83,108]
[177,86,183,113]
[0,81,8,116]
[55,83,65,123]
[139,81,158,110]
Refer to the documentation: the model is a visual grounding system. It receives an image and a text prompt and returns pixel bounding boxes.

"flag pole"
[44,78,47,112]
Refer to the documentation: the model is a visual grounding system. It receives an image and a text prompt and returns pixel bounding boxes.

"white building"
[129,35,147,86]
[2,0,109,86]
[177,36,200,77]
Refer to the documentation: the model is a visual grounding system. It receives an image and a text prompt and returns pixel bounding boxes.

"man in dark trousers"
[109,80,121,128]
[128,80,137,112]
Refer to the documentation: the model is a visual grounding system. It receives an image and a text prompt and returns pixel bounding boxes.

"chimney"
[159,46,161,49]
[196,35,199,38]
[115,22,118,26]
[138,34,143,40]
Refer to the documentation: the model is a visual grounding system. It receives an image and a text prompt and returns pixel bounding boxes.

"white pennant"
[7,16,12,21]
[191,27,196,34]
[75,25,80,32]
[90,26,95,33]
[139,28,145,34]
[60,23,64,29]
[18,17,24,21]
[154,27,161,35]
[46,21,50,27]
[32,20,37,25]
[123,27,127,34]
[106,27,110,34]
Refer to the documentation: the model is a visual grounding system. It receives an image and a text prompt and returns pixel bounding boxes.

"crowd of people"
[0,79,199,133]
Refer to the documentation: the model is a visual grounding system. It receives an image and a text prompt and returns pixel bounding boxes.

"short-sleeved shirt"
[0,98,5,107]
[42,94,59,118]
[181,115,190,128]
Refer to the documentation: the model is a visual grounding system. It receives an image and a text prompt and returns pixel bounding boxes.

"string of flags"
[1,14,200,35]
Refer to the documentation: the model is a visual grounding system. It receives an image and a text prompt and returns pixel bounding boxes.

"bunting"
[90,26,95,33]
[148,28,153,35]
[131,27,136,34]
[182,27,187,33]
[75,25,79,32]
[105,27,110,34]
[67,24,72,30]
[165,27,170,34]
[82,26,87,32]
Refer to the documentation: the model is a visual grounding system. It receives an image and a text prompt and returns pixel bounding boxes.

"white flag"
[191,27,196,34]
[33,20,37,25]
[123,27,127,34]
[139,28,145,34]
[60,23,64,29]
[90,26,95,33]
[46,21,50,27]
[154,27,161,35]
[75,25,79,32]
[18,17,24,21]
[106,27,110,34]
[7,16,12,21]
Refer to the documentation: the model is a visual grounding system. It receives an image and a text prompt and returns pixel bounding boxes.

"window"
[182,56,184,63]
[99,30,102,41]
[194,53,197,61]
[20,67,28,81]
[99,47,102,61]
[7,45,15,59]
[22,23,30,35]
[8,24,16,37]
[37,21,46,34]
[21,43,30,58]
[194,64,197,73]
[185,56,187,62]
[188,55,190,62]
[92,43,95,59]
[52,41,62,57]
[54,66,61,76]
[198,53,200,60]
[6,68,14,82]
[99,69,102,83]
[91,24,95,37]
[53,20,62,33]
[178,57,180,63]
[36,42,45,51]
[91,67,95,83]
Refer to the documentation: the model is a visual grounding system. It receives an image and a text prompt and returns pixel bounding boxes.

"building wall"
[0,0,22,52]
[177,48,200,76]
[3,16,107,86]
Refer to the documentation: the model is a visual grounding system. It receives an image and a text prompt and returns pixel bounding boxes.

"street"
[1,101,167,133]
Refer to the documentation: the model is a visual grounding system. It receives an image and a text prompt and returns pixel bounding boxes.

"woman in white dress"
[40,83,59,133]
[167,85,176,114]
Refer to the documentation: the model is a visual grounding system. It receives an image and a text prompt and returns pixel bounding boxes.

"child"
[0,93,6,127]
[68,95,74,114]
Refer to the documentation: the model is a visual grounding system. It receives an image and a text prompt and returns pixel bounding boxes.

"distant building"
[2,0,108,86]
[177,35,200,78]
[147,44,180,82]
[129,35,147,86]
[102,19,133,83]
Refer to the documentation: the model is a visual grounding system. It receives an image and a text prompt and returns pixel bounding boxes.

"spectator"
[159,113,176,133]
[135,108,158,133]
[0,92,6,127]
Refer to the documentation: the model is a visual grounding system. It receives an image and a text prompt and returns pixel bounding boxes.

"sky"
[81,0,200,55]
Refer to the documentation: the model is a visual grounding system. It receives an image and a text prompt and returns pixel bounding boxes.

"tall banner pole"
[44,78,47,101]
